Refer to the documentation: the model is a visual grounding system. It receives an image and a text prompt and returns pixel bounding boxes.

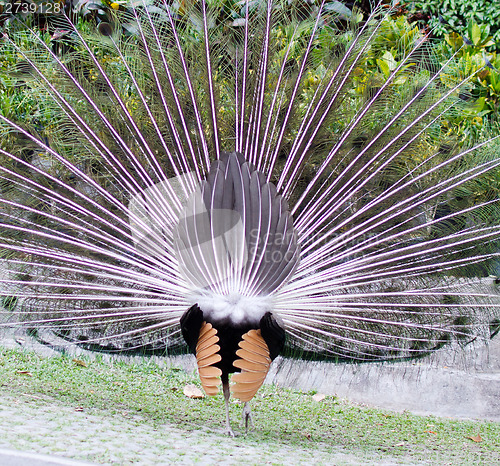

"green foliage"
[0,32,59,157]
[355,14,500,144]
[437,23,500,123]
[400,0,500,51]
[396,4,500,130]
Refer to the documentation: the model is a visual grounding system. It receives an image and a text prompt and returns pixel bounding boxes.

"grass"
[0,346,498,464]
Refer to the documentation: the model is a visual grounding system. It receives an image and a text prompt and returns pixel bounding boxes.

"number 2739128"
[1,2,63,14]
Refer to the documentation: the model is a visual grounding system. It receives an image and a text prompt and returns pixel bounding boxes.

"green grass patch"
[0,347,498,464]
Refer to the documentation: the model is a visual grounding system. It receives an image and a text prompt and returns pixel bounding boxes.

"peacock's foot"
[242,402,254,434]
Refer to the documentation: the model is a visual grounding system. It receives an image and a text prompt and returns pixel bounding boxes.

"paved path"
[0,449,94,466]
[0,392,409,466]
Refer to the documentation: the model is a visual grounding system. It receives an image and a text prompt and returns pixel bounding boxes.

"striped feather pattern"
[231,329,271,402]
[196,322,222,396]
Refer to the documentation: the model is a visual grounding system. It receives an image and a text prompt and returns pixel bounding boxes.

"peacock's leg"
[242,402,254,433]
[222,376,234,437]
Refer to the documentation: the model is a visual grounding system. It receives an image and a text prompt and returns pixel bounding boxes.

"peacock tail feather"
[0,0,499,363]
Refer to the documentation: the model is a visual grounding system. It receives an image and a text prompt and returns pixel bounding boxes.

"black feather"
[260,312,286,360]
[180,304,204,353]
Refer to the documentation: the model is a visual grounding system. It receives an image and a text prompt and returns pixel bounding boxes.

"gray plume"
[174,152,298,297]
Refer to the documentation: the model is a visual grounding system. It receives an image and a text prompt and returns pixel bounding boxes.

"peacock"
[0,0,500,436]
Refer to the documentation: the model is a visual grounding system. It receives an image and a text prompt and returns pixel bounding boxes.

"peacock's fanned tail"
[0,0,499,360]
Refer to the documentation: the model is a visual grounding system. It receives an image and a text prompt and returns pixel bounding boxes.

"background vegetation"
[399,0,500,52]
[2,0,499,142]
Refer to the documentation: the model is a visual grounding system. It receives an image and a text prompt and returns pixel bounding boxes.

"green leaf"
[469,23,481,46]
